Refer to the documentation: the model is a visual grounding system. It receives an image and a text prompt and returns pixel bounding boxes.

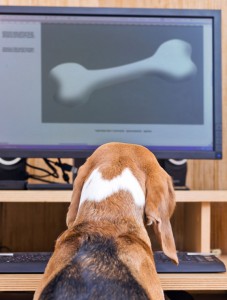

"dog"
[34,142,178,300]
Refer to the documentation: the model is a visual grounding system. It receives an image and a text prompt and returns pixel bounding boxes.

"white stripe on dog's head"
[80,167,145,206]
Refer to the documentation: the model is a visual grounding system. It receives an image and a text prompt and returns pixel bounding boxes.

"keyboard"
[0,252,52,273]
[154,251,226,273]
[0,251,225,274]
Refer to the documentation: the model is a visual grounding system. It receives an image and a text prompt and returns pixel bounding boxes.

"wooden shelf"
[0,190,72,203]
[176,190,227,203]
[0,190,226,253]
[0,256,226,292]
[1,190,227,203]
[0,190,224,252]
[0,190,226,292]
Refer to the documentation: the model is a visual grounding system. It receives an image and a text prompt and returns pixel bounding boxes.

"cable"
[26,161,57,177]
[48,159,74,172]
[46,158,75,182]
[43,159,59,178]
[57,158,70,183]
[26,158,73,184]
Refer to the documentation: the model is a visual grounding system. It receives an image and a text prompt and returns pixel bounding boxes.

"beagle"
[34,142,178,300]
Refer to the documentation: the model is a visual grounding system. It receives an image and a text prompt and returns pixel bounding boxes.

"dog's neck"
[77,190,144,224]
[73,190,150,246]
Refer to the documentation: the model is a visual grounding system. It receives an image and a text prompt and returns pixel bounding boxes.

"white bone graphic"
[50,39,197,106]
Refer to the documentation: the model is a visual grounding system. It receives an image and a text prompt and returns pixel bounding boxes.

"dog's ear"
[145,169,178,264]
[66,160,92,228]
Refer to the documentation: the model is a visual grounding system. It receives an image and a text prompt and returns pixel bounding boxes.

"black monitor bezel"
[0,6,222,159]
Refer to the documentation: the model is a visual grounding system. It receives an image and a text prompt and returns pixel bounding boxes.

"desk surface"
[0,256,226,292]
[1,190,227,203]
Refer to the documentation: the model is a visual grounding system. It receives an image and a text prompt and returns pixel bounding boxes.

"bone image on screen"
[49,39,197,106]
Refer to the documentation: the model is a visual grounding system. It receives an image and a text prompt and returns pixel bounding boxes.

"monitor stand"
[26,182,73,190]
[0,180,27,190]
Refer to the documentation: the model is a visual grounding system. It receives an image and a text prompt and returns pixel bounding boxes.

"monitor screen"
[0,6,222,159]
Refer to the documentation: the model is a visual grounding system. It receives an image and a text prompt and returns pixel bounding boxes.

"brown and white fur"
[34,142,178,300]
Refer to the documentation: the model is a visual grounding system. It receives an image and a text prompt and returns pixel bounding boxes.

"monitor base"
[26,183,72,190]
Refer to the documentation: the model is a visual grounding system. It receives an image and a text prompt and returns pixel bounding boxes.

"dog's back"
[39,234,149,300]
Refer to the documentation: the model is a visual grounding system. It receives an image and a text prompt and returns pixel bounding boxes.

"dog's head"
[66,142,178,264]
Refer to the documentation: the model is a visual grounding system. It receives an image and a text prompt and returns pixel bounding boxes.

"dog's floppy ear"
[145,169,178,264]
[66,160,92,228]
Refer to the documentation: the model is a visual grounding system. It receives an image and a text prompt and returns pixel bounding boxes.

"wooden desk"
[0,256,226,292]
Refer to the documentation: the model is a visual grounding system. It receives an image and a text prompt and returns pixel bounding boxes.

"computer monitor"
[0,6,222,159]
